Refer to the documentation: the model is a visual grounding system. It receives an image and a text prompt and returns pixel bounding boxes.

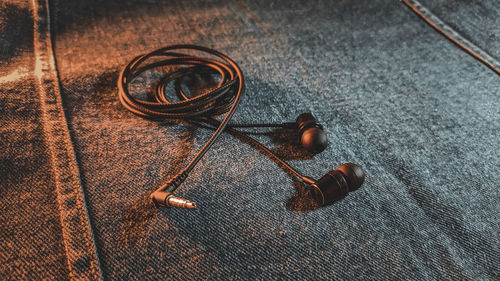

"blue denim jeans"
[1,0,499,279]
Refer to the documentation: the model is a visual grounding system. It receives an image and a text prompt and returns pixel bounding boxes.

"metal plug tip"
[185,202,196,209]
[166,195,197,210]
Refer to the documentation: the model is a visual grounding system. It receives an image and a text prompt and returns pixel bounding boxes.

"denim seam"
[32,0,104,279]
[402,0,500,76]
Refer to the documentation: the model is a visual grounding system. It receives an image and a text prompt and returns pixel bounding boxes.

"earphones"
[118,44,365,209]
[296,112,329,154]
[309,163,365,206]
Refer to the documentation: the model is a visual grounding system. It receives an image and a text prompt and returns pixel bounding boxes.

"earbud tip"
[301,127,328,154]
[337,163,365,191]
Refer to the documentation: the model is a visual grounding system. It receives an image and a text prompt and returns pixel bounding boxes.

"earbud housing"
[296,113,328,154]
[310,163,365,205]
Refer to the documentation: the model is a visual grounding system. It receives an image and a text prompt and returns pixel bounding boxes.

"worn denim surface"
[1,0,499,280]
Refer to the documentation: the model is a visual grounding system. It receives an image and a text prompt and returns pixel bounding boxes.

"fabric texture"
[1,0,499,280]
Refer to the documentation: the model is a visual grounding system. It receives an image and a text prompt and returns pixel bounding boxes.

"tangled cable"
[118,45,245,193]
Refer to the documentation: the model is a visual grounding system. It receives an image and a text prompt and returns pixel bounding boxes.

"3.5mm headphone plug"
[151,191,197,209]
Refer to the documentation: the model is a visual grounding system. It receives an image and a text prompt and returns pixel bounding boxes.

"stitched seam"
[31,0,104,280]
[401,0,500,76]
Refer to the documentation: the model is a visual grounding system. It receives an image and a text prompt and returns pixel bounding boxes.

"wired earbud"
[117,44,365,210]
[226,112,328,154]
[309,163,365,206]
[296,113,328,154]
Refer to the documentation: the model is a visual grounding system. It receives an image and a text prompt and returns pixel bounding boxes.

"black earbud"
[309,163,365,205]
[296,113,328,154]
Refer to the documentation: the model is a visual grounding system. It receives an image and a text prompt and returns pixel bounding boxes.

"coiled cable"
[118,44,245,193]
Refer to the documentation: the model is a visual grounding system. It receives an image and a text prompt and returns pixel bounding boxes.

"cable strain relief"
[161,170,189,192]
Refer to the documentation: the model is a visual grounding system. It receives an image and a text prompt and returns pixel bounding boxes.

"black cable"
[118,45,244,192]
[118,44,312,197]
[194,117,311,182]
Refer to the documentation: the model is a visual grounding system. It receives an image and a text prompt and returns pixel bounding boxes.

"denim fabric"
[1,0,499,280]
[1,0,102,280]
[0,2,70,280]
[418,0,500,61]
